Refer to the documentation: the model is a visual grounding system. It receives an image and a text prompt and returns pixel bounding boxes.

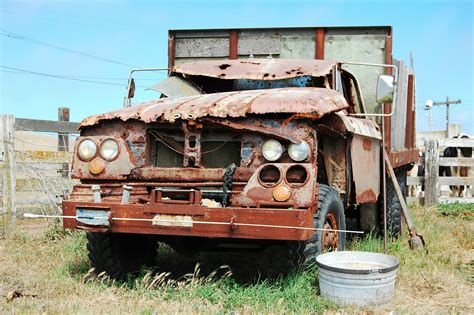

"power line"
[1,69,167,81]
[0,65,142,87]
[1,29,139,68]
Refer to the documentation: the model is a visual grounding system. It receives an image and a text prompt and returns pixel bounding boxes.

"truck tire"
[86,232,158,280]
[293,184,346,266]
[379,168,406,238]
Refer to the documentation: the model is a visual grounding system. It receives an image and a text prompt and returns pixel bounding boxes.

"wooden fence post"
[58,107,70,178]
[424,139,439,206]
[58,107,70,151]
[1,115,16,237]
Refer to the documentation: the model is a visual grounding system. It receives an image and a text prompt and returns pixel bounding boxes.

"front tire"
[86,232,158,280]
[293,184,346,265]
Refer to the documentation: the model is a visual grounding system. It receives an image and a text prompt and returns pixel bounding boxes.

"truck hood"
[80,87,349,127]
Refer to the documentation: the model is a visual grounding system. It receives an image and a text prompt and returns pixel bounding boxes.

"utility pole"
[430,97,462,138]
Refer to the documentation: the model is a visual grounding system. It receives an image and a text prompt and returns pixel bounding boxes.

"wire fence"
[1,113,80,236]
[15,131,78,216]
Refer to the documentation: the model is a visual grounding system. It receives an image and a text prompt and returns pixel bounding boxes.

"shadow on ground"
[151,243,298,283]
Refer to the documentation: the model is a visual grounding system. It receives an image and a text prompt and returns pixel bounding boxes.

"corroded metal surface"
[233,163,317,208]
[389,149,420,169]
[335,113,382,140]
[172,58,335,80]
[351,135,381,204]
[62,200,314,240]
[80,87,349,128]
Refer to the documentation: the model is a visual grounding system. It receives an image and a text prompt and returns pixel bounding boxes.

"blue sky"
[1,0,472,134]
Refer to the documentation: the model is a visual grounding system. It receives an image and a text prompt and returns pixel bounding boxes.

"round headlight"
[100,139,119,161]
[78,139,97,161]
[288,141,310,161]
[262,139,283,161]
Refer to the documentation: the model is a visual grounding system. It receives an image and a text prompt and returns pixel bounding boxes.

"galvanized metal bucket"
[316,251,399,306]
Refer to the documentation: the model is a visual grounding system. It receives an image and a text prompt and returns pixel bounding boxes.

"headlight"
[288,141,310,161]
[78,139,97,161]
[262,139,283,161]
[100,139,119,161]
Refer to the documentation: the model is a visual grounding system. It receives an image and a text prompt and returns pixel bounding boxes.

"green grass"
[436,202,473,220]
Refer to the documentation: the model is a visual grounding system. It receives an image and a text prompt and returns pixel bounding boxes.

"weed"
[43,219,72,241]
[437,202,473,220]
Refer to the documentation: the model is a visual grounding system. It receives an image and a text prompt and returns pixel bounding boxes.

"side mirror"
[376,75,394,103]
[127,78,136,99]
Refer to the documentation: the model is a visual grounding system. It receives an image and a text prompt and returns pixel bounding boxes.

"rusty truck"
[62,26,418,279]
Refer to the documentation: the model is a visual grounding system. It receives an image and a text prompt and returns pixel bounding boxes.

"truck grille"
[149,128,241,169]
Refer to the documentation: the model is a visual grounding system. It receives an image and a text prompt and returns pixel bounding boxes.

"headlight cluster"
[78,138,119,161]
[262,139,310,162]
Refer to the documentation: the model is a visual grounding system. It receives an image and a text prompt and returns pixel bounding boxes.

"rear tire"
[379,168,406,238]
[86,232,158,280]
[292,184,346,266]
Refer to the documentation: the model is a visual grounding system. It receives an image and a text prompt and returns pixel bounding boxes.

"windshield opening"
[174,74,329,94]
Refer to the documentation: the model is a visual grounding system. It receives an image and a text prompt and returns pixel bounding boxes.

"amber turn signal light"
[273,185,291,202]
[89,158,105,175]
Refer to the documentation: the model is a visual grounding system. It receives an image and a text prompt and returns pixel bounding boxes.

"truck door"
[339,69,382,204]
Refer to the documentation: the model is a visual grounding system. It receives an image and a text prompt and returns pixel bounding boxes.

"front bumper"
[62,200,314,241]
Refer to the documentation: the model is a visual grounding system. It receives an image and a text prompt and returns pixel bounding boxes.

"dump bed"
[168,26,418,167]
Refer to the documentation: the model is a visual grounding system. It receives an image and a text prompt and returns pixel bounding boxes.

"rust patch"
[172,58,334,81]
[389,149,420,169]
[363,138,372,151]
[356,189,377,204]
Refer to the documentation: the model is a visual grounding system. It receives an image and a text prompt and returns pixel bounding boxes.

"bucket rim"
[316,251,399,275]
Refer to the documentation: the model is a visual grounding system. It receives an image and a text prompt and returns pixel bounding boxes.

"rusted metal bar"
[229,30,238,59]
[405,74,415,148]
[385,32,393,74]
[383,104,391,151]
[168,31,176,72]
[315,28,325,60]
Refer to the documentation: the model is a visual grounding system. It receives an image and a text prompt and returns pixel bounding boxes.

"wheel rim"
[322,212,339,251]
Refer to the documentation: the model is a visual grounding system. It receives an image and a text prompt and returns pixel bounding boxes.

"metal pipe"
[91,185,101,203]
[382,103,388,253]
[341,61,398,117]
[124,68,169,107]
[121,185,133,204]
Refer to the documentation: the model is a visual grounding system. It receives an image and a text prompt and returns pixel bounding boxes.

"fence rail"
[408,138,474,206]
